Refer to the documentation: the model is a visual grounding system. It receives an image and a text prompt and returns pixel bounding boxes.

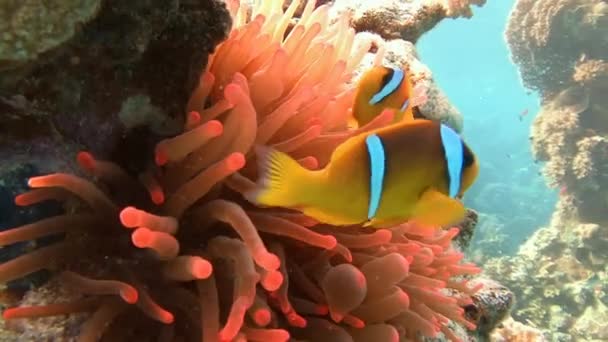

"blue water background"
[417,0,557,257]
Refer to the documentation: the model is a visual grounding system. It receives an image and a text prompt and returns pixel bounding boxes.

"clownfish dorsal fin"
[369,68,405,105]
[439,124,464,198]
[365,133,386,219]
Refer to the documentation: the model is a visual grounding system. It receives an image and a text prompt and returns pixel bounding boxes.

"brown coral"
[0,0,101,71]
[505,0,608,97]
[331,0,487,44]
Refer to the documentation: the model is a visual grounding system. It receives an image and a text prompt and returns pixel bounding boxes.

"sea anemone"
[0,1,481,341]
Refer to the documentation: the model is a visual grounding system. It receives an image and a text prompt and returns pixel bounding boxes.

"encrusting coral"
[327,0,486,44]
[0,1,482,341]
[488,0,608,338]
[505,0,608,97]
[490,317,545,342]
[0,0,102,72]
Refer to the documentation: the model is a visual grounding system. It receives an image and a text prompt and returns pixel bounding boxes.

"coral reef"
[490,317,545,342]
[467,278,513,339]
[467,211,536,264]
[449,219,516,342]
[482,0,608,339]
[0,0,512,341]
[439,0,488,18]
[0,0,102,73]
[1,0,231,157]
[484,213,608,340]
[453,209,478,251]
[331,0,486,43]
[505,0,608,96]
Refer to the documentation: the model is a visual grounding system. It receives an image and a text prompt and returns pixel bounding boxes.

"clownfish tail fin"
[246,146,316,208]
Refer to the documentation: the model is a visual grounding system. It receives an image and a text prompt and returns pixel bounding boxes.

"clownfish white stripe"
[440,124,464,198]
[365,133,386,219]
[369,69,405,105]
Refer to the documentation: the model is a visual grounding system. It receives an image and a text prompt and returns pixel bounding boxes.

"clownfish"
[246,120,479,228]
[351,66,428,128]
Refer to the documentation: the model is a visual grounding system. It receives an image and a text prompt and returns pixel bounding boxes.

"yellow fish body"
[351,66,427,128]
[247,120,479,228]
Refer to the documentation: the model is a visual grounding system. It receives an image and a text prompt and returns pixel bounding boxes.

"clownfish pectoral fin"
[411,188,465,227]
[245,146,314,209]
[398,106,415,123]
